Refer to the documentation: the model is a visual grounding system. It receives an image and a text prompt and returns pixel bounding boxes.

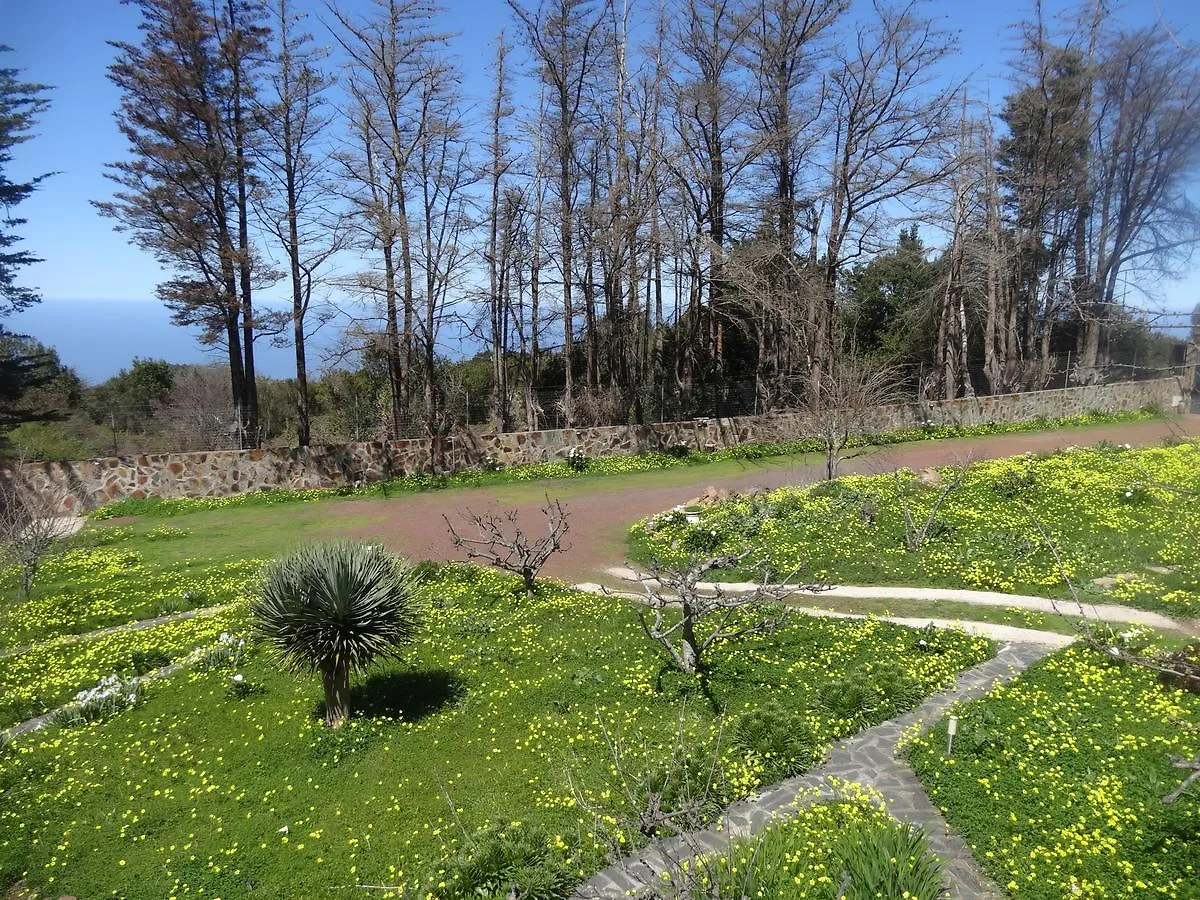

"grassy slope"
[0,567,992,898]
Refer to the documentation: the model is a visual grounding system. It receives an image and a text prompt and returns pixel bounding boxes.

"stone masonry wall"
[7,376,1188,515]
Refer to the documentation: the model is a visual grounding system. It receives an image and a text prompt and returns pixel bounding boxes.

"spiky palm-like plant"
[252,542,421,727]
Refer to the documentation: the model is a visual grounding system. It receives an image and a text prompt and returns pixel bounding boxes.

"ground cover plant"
[86,409,1158,521]
[631,441,1200,618]
[906,643,1200,898]
[0,562,993,899]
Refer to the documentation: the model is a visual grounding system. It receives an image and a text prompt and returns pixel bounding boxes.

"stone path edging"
[0,603,232,661]
[599,567,1189,634]
[574,641,1052,899]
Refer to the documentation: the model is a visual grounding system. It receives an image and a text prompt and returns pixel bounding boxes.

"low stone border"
[0,603,231,661]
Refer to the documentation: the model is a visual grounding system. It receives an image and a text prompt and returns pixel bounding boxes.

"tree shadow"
[653,663,723,715]
[315,668,465,723]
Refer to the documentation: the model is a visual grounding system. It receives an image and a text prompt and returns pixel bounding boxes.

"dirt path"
[329,417,1196,583]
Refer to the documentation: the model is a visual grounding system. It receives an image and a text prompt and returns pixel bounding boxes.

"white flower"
[232,673,245,683]
[1108,646,1121,657]
[1124,491,1133,498]
[278,825,289,834]
[918,639,928,647]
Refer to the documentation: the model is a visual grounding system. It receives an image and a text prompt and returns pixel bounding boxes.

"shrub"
[130,648,170,675]
[732,700,817,781]
[198,631,247,672]
[440,821,575,900]
[252,542,421,728]
[565,446,589,472]
[817,672,880,725]
[834,818,944,900]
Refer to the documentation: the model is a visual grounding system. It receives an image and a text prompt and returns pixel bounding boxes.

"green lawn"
[907,643,1200,898]
[0,564,993,899]
[631,441,1200,619]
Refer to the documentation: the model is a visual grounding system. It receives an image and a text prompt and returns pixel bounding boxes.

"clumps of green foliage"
[678,796,944,900]
[731,700,818,782]
[440,821,576,900]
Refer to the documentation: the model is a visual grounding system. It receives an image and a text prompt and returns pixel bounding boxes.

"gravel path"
[325,417,1194,584]
[574,583,1077,648]
[574,642,1052,899]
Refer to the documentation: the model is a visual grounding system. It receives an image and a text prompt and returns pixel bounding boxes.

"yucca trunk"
[322,660,351,728]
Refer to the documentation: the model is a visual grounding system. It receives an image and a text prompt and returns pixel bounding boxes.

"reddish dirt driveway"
[328,416,1198,584]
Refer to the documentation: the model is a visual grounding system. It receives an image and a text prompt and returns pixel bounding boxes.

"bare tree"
[801,357,900,479]
[508,0,607,421]
[627,550,818,675]
[814,2,959,394]
[484,31,518,431]
[0,460,68,599]
[1074,24,1200,380]
[444,496,570,597]
[329,0,445,437]
[254,0,341,447]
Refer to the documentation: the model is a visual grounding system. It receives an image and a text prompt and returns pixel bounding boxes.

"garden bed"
[906,643,1200,897]
[0,565,993,898]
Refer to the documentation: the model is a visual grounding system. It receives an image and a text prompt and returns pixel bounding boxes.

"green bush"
[817,672,880,725]
[129,648,170,675]
[732,700,817,781]
[834,818,944,900]
[441,822,575,900]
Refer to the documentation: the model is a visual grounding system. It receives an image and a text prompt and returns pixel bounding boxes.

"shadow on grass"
[315,668,465,723]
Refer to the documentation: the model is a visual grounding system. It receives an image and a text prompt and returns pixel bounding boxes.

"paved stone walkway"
[574,641,1053,900]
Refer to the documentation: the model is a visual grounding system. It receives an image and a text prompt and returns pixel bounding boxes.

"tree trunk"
[679,601,700,674]
[322,660,351,728]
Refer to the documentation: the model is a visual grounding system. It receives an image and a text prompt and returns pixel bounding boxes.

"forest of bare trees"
[94,0,1200,447]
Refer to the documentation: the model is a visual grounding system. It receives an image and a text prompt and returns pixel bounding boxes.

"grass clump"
[673,788,944,899]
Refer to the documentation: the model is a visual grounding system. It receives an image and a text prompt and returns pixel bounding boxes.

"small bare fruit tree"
[628,551,824,675]
[445,496,570,597]
[0,463,68,599]
[803,359,901,480]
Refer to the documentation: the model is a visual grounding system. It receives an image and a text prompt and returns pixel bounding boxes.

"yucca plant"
[252,542,421,728]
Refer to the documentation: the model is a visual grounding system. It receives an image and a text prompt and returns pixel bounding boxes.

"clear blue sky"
[2,0,1198,382]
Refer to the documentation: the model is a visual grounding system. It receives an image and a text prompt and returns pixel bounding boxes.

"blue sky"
[2,0,1199,383]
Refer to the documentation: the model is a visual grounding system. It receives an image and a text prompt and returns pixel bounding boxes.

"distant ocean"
[9,298,349,385]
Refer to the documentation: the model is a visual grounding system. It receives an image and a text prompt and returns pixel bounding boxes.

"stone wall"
[7,376,1188,514]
